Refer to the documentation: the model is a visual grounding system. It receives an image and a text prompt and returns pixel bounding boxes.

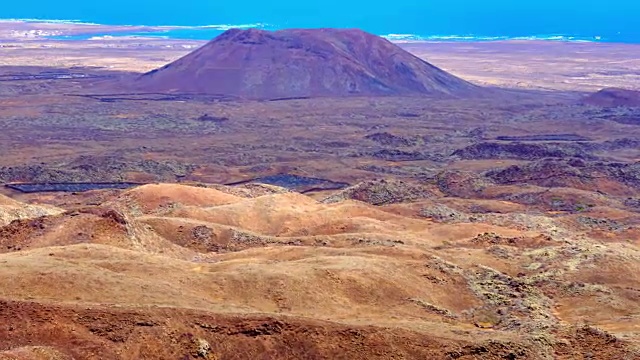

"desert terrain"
[0,21,640,359]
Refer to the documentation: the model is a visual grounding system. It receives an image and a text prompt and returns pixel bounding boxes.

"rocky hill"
[1,180,640,358]
[130,28,479,99]
[583,87,640,107]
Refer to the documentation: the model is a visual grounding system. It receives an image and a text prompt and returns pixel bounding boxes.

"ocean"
[2,0,639,44]
[38,23,640,44]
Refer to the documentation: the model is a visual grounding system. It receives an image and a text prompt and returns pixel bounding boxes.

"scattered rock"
[322,179,435,205]
[197,114,229,123]
[194,338,211,358]
[409,298,457,319]
[436,170,489,198]
[419,204,471,223]
[364,132,420,147]
[452,142,594,161]
[576,216,627,231]
[192,226,214,242]
[485,159,640,192]
[495,134,592,142]
[0,156,196,183]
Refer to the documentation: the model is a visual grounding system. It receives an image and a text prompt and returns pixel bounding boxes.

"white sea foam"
[88,35,169,40]
[382,33,598,43]
[0,18,269,30]
[195,23,270,30]
[0,18,101,25]
[2,18,602,43]
[131,23,270,30]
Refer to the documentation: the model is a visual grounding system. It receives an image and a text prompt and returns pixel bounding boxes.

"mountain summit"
[583,88,640,107]
[133,28,479,99]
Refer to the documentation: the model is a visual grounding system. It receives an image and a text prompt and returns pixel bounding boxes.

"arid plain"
[0,21,640,359]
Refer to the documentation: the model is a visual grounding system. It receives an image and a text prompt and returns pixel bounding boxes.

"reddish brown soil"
[0,24,640,359]
[0,296,636,359]
[1,300,604,360]
[0,183,639,359]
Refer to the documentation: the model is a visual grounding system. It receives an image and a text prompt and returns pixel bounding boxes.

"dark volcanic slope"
[131,28,479,99]
[583,88,640,107]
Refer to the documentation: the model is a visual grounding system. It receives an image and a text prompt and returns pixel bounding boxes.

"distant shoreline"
[0,19,631,44]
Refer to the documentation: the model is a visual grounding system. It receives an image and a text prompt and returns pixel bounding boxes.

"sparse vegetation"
[0,30,638,360]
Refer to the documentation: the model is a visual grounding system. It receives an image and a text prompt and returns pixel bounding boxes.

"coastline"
[0,19,639,93]
[0,19,268,41]
[0,18,624,44]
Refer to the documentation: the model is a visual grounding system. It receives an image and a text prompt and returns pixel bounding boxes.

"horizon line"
[0,17,619,44]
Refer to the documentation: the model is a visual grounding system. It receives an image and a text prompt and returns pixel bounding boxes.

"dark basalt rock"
[226,174,349,193]
[0,156,196,184]
[371,149,436,162]
[322,179,435,205]
[486,159,640,191]
[365,132,420,147]
[495,134,592,142]
[6,182,142,193]
[452,142,595,161]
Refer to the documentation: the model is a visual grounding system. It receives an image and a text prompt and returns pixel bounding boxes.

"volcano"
[583,88,640,107]
[131,28,479,99]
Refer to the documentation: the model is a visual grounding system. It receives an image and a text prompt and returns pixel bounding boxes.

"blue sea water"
[2,0,640,43]
[47,29,633,44]
[48,28,236,41]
